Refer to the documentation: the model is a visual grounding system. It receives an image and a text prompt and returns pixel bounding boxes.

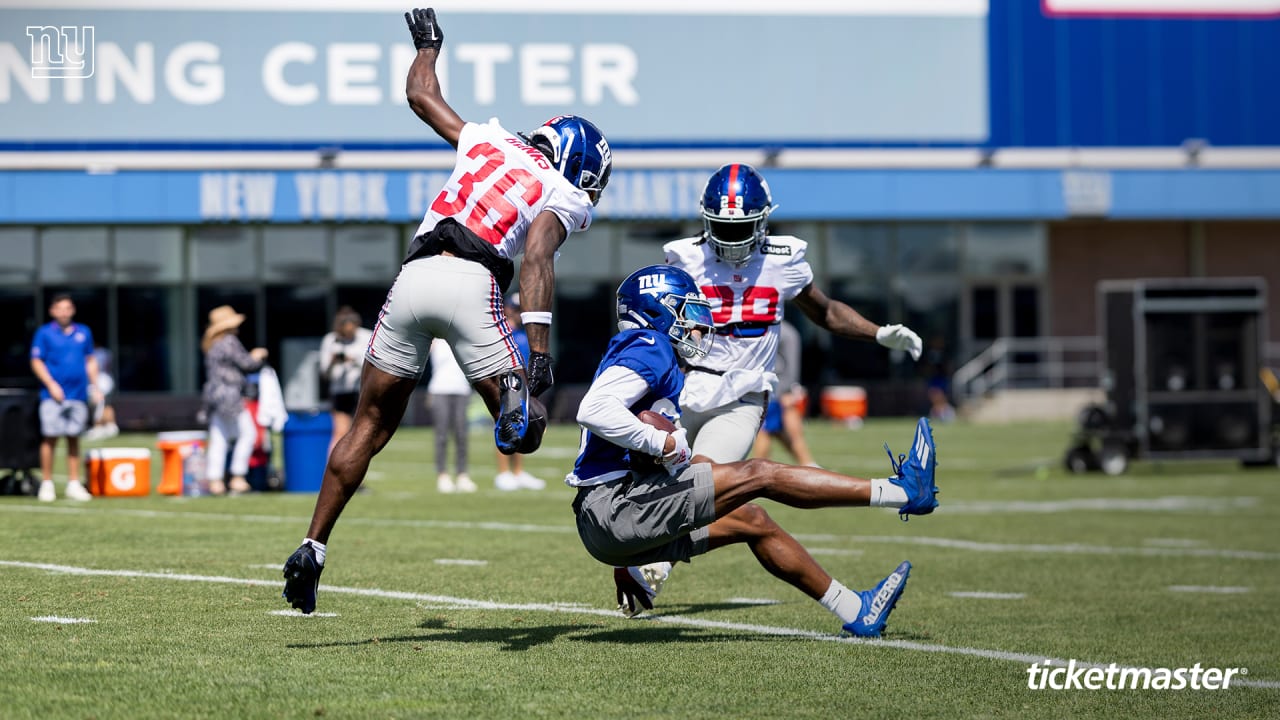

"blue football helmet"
[524,115,612,206]
[700,163,776,265]
[616,264,714,360]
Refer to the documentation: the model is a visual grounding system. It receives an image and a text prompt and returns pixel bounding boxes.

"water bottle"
[182,444,208,497]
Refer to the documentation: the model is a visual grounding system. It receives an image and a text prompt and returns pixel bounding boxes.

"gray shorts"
[681,391,767,463]
[366,255,523,383]
[40,399,89,438]
[573,463,717,567]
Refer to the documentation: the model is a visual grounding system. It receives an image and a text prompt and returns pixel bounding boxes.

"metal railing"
[952,336,1102,404]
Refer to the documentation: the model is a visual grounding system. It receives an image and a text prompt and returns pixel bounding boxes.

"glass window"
[115,227,183,283]
[618,222,698,279]
[191,227,258,281]
[554,223,616,280]
[263,227,329,283]
[333,226,398,282]
[118,287,182,391]
[41,287,109,359]
[827,223,891,277]
[554,280,615,383]
[336,287,387,335]
[265,286,331,401]
[898,275,960,378]
[41,227,111,283]
[965,223,1046,276]
[896,223,959,275]
[0,228,37,285]
[0,289,37,382]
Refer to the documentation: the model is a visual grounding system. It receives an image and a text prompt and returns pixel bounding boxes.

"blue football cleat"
[494,370,529,455]
[842,561,912,638]
[282,543,324,614]
[885,417,939,520]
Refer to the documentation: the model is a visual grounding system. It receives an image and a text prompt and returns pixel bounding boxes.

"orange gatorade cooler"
[821,386,868,423]
[156,431,207,496]
[86,448,152,497]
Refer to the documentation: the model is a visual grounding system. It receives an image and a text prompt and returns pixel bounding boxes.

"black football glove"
[527,351,555,397]
[614,567,655,618]
[404,7,443,51]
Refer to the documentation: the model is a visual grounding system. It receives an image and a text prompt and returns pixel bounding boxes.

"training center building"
[1,0,1278,424]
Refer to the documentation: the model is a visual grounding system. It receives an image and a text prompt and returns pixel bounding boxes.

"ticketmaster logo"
[1027,660,1246,690]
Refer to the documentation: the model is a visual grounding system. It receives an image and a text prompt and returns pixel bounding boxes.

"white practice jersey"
[414,119,593,258]
[663,234,814,412]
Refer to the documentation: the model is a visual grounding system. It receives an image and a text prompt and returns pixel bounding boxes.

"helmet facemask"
[662,293,714,359]
[704,208,770,266]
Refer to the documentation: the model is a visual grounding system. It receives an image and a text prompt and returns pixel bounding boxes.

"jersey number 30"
[701,285,780,325]
[431,142,544,245]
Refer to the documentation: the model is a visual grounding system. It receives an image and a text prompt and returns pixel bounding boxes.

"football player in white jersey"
[283,7,612,614]
[616,163,925,611]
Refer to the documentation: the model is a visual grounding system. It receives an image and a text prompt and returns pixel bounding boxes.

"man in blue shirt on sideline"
[568,265,940,638]
[30,294,101,502]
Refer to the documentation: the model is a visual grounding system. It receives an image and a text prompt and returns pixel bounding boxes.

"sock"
[303,538,327,566]
[819,579,863,625]
[870,478,909,508]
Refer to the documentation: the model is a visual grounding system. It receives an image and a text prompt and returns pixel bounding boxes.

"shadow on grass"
[288,616,774,652]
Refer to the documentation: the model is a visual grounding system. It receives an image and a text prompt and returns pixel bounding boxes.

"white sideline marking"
[3,559,1277,690]
[724,598,782,605]
[807,548,864,557]
[248,563,282,570]
[6,504,1277,561]
[1144,538,1207,548]
[434,559,488,566]
[948,592,1026,600]
[269,609,339,617]
[31,615,96,624]
[944,496,1258,514]
[1168,586,1251,594]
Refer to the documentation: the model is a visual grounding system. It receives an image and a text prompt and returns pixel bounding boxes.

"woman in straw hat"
[201,305,268,496]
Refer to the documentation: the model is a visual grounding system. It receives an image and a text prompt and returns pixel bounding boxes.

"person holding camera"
[320,306,373,455]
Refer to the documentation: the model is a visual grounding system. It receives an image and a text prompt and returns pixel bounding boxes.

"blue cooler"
[282,410,332,492]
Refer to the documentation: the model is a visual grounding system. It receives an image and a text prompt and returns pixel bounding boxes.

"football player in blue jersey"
[568,265,939,637]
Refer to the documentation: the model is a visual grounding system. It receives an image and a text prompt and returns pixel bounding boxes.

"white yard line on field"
[948,592,1026,600]
[1144,538,1208,548]
[30,615,96,624]
[3,559,1276,690]
[1168,586,1251,594]
[942,496,1258,514]
[434,559,488,566]
[5,504,1278,561]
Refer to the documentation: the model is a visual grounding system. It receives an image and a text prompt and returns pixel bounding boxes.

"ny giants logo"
[637,273,667,296]
[26,25,95,79]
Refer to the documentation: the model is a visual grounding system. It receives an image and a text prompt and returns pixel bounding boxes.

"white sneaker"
[65,481,92,501]
[437,473,456,493]
[38,480,56,502]
[517,471,546,490]
[495,471,520,491]
[454,474,477,493]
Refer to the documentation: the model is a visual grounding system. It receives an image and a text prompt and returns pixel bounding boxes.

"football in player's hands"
[631,410,676,471]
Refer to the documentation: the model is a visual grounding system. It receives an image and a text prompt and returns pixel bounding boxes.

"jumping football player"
[283,7,613,614]
[618,163,927,608]
[569,264,938,637]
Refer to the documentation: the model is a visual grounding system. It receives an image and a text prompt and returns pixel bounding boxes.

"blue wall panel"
[989,0,1280,147]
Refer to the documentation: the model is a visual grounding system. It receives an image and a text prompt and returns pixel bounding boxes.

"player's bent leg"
[709,458,873,517]
[707,503,832,600]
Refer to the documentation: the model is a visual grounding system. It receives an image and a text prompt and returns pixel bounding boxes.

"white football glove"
[875,324,923,361]
[660,428,692,477]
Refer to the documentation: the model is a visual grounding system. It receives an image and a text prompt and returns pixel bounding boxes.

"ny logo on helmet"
[637,273,666,295]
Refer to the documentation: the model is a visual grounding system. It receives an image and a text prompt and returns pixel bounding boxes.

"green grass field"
[2,418,1278,719]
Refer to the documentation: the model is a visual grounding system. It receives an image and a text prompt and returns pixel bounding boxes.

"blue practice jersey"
[30,322,95,402]
[569,328,685,485]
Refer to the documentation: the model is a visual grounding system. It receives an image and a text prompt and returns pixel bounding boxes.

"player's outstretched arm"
[517,214,569,395]
[793,284,923,360]
[404,8,463,148]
